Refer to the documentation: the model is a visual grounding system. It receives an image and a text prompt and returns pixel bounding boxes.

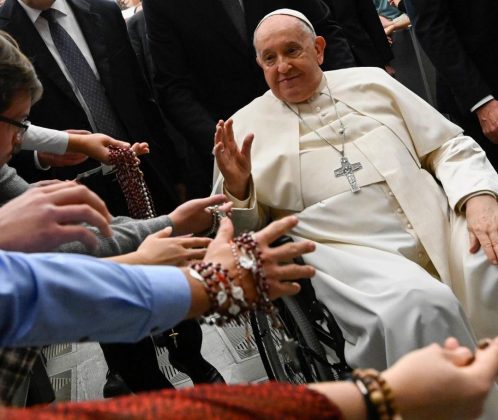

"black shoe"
[169,357,225,385]
[103,371,132,398]
[196,365,225,385]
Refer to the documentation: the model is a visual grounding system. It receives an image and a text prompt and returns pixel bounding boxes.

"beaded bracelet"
[233,232,280,328]
[351,369,402,420]
[189,262,250,326]
[108,146,156,219]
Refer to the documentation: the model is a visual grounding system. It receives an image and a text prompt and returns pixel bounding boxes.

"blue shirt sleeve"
[0,251,192,347]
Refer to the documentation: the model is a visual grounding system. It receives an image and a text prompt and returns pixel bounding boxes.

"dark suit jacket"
[406,0,498,166]
[0,0,182,213]
[406,0,498,113]
[142,0,356,172]
[324,0,393,67]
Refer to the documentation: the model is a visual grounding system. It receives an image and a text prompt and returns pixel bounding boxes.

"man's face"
[0,92,31,166]
[254,16,325,104]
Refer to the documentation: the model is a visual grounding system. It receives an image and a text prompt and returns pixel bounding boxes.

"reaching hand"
[203,216,316,303]
[168,194,232,236]
[213,119,253,200]
[122,227,211,266]
[465,194,498,264]
[37,151,88,168]
[66,131,149,164]
[476,99,498,144]
[0,181,112,252]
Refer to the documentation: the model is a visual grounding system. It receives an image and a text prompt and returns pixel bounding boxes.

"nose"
[277,58,291,73]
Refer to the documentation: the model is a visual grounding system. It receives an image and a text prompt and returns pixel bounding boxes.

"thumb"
[212,217,233,244]
[154,226,173,239]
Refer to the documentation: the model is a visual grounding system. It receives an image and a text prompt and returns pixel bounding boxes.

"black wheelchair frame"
[250,236,351,384]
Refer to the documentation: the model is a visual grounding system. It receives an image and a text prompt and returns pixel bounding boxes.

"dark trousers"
[101,320,210,392]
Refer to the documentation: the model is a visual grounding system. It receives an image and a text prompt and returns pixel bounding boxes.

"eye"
[262,54,276,66]
[287,46,302,57]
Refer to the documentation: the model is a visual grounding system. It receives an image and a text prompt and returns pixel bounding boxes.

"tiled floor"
[43,323,268,402]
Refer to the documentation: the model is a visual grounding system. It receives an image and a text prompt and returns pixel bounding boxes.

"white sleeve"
[22,125,69,154]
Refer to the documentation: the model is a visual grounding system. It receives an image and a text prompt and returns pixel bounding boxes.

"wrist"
[225,178,250,201]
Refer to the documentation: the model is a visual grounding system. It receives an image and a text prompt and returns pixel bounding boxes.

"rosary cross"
[334,156,363,193]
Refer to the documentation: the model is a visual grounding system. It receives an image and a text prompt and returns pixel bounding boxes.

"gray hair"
[0,31,43,112]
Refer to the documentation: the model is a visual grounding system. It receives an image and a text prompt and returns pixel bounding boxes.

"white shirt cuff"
[33,151,51,171]
[471,96,494,113]
[23,125,69,154]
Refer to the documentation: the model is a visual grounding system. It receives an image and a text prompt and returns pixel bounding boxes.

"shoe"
[196,365,225,385]
[103,371,132,398]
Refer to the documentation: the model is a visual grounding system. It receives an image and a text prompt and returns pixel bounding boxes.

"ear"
[314,36,326,65]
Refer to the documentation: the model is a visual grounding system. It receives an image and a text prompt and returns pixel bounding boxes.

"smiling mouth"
[278,74,300,84]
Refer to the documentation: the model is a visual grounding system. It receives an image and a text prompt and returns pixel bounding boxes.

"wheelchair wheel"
[251,296,335,384]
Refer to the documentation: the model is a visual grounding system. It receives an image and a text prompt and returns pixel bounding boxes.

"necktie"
[40,9,126,138]
[219,0,247,43]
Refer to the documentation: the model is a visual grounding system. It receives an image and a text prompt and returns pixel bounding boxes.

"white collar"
[17,0,70,24]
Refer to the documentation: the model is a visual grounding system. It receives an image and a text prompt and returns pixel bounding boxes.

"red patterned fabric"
[2,383,342,419]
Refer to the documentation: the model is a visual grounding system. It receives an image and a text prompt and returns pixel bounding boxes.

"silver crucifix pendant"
[334,156,363,193]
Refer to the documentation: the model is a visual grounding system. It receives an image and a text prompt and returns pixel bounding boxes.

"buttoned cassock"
[214,67,498,369]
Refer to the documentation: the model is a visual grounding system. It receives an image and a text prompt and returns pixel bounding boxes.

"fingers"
[268,281,301,299]
[472,230,498,264]
[212,217,234,244]
[30,179,67,189]
[444,337,461,350]
[268,263,315,281]
[468,337,498,380]
[107,137,131,149]
[55,204,112,237]
[45,184,112,223]
[268,240,316,261]
[131,142,149,156]
[153,226,173,238]
[254,215,299,245]
[240,133,254,160]
[54,225,99,250]
[195,194,228,209]
[468,230,480,253]
[443,345,475,367]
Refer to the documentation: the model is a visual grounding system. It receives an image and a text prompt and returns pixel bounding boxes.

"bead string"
[352,369,402,420]
[108,146,156,219]
[189,262,249,326]
[233,232,280,328]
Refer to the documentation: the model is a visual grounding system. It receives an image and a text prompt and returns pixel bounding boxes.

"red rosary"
[108,146,156,219]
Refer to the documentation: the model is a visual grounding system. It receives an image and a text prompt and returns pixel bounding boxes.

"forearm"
[424,135,498,210]
[0,251,191,347]
[308,382,367,419]
[57,215,172,257]
[21,125,68,154]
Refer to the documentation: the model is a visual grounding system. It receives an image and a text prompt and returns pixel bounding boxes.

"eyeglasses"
[0,115,31,137]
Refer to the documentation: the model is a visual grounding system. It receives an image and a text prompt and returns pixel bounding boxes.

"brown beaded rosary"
[108,146,156,219]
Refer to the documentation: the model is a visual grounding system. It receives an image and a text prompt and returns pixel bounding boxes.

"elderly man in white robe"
[213,6,498,379]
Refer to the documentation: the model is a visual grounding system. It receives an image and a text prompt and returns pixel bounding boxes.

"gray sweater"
[0,165,171,257]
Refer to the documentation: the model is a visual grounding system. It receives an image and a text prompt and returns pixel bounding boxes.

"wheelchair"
[250,236,351,384]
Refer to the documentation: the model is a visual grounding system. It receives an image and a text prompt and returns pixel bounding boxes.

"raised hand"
[66,131,149,164]
[213,119,253,200]
[168,194,232,236]
[0,181,112,252]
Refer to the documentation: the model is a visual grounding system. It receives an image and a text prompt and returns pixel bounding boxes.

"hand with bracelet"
[183,215,316,321]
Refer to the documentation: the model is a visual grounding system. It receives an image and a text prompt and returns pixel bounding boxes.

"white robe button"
[397,207,403,213]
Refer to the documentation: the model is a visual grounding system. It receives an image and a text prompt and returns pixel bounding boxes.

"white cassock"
[213,67,498,416]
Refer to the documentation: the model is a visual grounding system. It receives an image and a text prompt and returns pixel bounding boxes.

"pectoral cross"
[334,156,363,193]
